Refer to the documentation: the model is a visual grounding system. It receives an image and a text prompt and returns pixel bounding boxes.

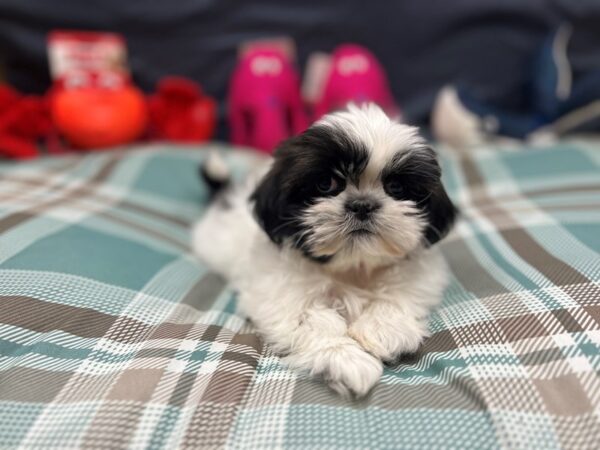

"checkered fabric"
[0,142,599,449]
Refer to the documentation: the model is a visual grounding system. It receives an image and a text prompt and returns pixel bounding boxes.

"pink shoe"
[228,46,308,153]
[313,44,400,120]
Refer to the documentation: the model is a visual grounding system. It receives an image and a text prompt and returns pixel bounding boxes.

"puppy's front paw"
[311,341,383,398]
[349,316,428,362]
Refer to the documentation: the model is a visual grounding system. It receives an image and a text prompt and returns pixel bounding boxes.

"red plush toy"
[148,76,216,142]
[47,31,148,150]
[1,31,217,159]
[0,84,53,159]
[0,76,217,160]
[50,71,148,149]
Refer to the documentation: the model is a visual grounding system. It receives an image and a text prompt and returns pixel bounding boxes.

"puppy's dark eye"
[385,178,404,197]
[317,176,341,195]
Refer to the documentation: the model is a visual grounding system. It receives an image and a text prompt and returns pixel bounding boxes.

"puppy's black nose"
[346,198,380,221]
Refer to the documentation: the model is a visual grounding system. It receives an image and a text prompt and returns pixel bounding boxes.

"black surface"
[1,0,599,127]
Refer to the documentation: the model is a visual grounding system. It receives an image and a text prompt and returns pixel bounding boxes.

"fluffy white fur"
[193,104,451,397]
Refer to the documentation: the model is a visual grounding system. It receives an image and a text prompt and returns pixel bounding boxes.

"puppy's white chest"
[323,264,392,321]
[325,282,373,322]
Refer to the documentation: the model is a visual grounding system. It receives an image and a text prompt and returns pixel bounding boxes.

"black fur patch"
[382,147,457,245]
[251,125,369,257]
[423,183,458,245]
[200,164,229,198]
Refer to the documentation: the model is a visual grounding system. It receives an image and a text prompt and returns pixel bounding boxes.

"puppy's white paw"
[311,341,383,398]
[349,316,428,362]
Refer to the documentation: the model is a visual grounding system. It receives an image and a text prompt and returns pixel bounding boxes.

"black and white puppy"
[193,103,456,397]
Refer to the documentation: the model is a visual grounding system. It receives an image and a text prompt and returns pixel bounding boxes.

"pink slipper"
[228,46,308,153]
[312,44,400,120]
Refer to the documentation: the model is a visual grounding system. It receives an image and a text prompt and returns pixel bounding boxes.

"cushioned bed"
[1,142,599,449]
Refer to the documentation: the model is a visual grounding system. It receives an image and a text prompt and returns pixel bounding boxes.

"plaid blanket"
[0,142,599,449]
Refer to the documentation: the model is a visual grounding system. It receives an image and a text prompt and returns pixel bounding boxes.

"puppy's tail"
[200,151,231,197]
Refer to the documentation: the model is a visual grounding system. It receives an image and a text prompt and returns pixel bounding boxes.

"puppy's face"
[251,104,456,269]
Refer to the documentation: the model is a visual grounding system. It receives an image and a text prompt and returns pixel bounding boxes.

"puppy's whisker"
[293,229,311,245]
[271,217,303,234]
[425,224,444,241]
[415,192,433,206]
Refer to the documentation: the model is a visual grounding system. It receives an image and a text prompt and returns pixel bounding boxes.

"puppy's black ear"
[400,145,457,246]
[251,134,313,245]
[424,176,458,246]
[250,166,288,245]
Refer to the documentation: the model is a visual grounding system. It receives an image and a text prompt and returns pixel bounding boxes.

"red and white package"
[48,30,130,88]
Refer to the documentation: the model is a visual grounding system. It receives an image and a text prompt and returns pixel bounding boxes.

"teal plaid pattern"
[0,142,599,449]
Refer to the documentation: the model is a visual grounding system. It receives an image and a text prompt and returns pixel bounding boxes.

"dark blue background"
[1,0,599,125]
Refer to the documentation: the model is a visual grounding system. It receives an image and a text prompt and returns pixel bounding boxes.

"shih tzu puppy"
[192,103,456,397]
